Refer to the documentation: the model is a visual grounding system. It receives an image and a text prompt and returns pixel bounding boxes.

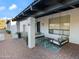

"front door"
[37,22,40,33]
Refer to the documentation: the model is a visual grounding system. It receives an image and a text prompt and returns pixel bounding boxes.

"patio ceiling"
[13,0,79,21]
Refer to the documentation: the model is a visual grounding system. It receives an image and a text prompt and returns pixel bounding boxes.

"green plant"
[6,30,11,34]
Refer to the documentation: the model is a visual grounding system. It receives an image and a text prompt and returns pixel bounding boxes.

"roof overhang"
[13,0,79,21]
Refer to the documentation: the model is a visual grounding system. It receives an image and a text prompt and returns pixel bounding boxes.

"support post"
[27,17,35,48]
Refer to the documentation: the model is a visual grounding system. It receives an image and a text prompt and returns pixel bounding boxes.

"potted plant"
[16,32,21,38]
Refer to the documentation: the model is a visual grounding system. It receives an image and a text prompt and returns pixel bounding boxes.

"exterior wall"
[10,24,17,39]
[20,17,35,48]
[0,20,6,30]
[36,17,49,35]
[20,18,37,33]
[7,22,11,30]
[20,19,29,32]
[37,8,79,44]
[16,21,20,32]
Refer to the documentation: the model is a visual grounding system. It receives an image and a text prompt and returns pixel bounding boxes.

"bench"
[49,36,69,47]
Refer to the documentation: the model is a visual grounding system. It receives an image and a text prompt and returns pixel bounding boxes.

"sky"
[0,0,34,19]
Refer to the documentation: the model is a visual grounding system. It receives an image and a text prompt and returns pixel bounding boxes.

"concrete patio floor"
[0,33,79,59]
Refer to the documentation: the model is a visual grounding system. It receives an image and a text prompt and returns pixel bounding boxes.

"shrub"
[6,30,11,34]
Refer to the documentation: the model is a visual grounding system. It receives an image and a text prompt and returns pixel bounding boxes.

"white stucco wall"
[37,8,79,44]
[7,22,11,30]
[27,17,35,48]
[20,18,37,33]
[20,17,35,48]
[10,24,18,39]
[20,19,29,32]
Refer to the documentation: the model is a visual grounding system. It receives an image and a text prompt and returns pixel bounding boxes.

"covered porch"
[11,0,79,49]
[15,16,69,49]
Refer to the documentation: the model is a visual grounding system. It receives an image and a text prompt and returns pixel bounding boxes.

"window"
[49,15,70,36]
